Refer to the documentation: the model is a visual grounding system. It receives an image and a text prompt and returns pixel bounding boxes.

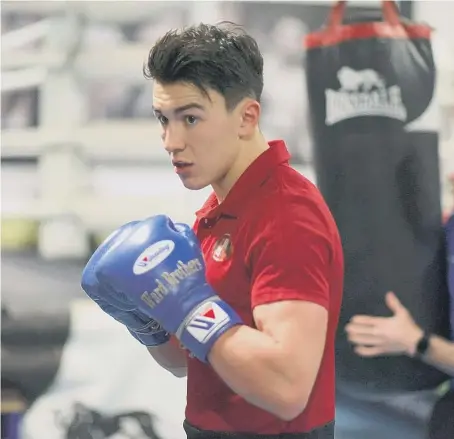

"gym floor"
[2,251,434,439]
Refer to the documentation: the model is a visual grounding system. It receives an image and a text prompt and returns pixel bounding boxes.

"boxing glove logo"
[185,301,231,343]
[140,258,204,309]
[133,240,175,275]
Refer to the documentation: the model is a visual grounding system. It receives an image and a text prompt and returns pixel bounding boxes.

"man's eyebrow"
[152,103,206,115]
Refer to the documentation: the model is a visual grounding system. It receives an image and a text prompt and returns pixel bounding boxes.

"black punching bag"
[447,213,454,341]
[305,0,451,392]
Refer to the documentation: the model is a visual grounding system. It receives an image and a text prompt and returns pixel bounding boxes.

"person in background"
[346,188,454,439]
[345,289,454,375]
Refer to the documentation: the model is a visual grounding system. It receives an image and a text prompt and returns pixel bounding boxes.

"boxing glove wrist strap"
[176,296,243,363]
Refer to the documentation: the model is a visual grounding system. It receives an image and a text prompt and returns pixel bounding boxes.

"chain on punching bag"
[304,0,451,393]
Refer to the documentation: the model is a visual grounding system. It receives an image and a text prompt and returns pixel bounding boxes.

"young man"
[81,23,343,439]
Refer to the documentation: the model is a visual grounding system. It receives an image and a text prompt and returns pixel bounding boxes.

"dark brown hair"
[144,22,264,110]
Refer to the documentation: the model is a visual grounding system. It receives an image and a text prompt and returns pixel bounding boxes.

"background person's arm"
[346,291,454,376]
[418,334,454,376]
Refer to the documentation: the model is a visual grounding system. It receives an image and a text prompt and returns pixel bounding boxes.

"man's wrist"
[405,326,425,357]
[413,332,432,359]
[177,298,243,363]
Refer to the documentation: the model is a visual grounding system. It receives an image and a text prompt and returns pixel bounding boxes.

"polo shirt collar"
[196,140,290,219]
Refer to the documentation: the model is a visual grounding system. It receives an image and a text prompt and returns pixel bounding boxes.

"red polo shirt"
[186,140,344,434]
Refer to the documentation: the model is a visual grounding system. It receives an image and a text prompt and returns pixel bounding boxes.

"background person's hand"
[345,291,424,357]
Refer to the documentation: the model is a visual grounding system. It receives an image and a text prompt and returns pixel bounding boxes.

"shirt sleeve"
[248,200,334,311]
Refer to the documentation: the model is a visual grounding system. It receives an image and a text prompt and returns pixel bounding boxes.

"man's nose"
[163,126,185,153]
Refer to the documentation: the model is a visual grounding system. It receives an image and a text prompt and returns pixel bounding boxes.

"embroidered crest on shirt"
[212,234,233,262]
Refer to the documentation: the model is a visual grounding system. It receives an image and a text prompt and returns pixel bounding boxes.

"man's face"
[152,81,242,191]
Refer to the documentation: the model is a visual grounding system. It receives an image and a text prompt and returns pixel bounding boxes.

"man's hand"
[345,291,423,357]
[81,221,170,347]
[92,215,244,362]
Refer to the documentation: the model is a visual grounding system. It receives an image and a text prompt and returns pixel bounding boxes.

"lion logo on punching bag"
[337,66,385,92]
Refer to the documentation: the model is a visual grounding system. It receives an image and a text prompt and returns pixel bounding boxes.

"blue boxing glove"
[81,221,170,346]
[93,215,243,362]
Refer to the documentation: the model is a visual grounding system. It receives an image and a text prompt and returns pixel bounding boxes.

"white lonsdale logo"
[133,240,175,275]
[325,66,407,126]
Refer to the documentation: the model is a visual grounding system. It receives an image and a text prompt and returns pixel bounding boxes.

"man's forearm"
[421,335,454,376]
[147,340,187,377]
[208,325,308,421]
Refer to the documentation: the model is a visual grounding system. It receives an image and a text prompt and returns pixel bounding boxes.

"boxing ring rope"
[1,67,48,93]
[2,121,164,160]
[0,1,182,24]
[1,18,51,51]
[1,44,152,80]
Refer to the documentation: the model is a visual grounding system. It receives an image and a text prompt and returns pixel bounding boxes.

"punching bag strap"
[327,1,402,29]
[305,0,431,49]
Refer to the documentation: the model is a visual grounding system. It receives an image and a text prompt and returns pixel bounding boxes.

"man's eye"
[185,116,198,125]
[157,115,168,125]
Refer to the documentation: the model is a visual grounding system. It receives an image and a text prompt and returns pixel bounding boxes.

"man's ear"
[237,99,261,139]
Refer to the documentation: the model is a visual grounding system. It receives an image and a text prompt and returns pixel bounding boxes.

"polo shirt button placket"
[203,218,214,229]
